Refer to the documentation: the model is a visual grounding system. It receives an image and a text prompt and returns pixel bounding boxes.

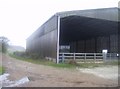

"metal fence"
[59,53,119,63]
[106,53,119,60]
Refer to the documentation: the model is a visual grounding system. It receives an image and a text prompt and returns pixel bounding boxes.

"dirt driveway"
[0,53,118,87]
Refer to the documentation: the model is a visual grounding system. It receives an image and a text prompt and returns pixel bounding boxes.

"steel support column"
[57,16,60,64]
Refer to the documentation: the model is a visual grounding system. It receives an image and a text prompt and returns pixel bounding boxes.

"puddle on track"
[0,73,29,87]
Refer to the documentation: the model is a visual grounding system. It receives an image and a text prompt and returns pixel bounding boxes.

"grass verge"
[9,53,76,69]
[0,66,5,75]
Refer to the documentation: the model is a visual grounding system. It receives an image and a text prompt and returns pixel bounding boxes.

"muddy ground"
[0,53,118,87]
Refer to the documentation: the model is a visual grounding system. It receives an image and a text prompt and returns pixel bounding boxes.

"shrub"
[68,60,78,65]
[13,51,44,60]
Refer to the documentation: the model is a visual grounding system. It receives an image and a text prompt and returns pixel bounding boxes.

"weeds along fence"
[59,53,119,63]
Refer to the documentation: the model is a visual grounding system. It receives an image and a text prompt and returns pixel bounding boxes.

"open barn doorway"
[59,16,118,62]
[59,16,118,53]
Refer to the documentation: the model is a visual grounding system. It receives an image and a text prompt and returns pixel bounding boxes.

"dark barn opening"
[59,16,118,53]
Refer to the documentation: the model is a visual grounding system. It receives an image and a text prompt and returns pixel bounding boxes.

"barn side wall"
[70,34,118,53]
[26,16,58,60]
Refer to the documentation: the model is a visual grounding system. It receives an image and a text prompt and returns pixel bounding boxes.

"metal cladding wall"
[118,10,120,58]
[26,15,58,60]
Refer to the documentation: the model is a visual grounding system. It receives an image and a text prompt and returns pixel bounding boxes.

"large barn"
[26,7,119,63]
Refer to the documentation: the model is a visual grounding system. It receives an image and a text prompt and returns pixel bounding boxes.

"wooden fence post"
[84,53,86,62]
[73,53,75,60]
[103,53,107,62]
[62,53,64,63]
[110,53,111,60]
[94,53,96,63]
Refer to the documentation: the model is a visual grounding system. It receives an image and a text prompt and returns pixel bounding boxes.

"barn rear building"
[26,7,119,63]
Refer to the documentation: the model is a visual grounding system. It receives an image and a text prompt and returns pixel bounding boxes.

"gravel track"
[0,53,118,87]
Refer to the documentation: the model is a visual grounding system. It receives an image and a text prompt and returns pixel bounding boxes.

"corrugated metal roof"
[56,7,119,22]
[27,7,119,40]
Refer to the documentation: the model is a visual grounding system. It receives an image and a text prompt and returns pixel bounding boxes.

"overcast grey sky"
[0,0,118,48]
